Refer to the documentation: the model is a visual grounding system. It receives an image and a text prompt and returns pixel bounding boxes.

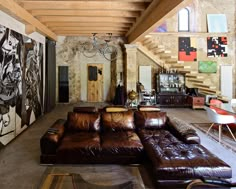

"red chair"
[209,99,229,115]
[210,99,236,129]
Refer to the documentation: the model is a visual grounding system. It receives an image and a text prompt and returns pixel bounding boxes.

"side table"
[188,96,205,109]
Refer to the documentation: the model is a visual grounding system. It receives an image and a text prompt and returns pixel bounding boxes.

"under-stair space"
[137,35,227,100]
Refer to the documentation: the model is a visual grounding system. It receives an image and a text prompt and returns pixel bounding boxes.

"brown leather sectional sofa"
[40,106,232,185]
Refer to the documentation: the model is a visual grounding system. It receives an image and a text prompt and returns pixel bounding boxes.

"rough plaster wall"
[137,50,161,91]
[152,0,236,96]
[56,36,124,103]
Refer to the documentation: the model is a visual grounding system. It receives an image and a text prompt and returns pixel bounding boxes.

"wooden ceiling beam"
[50,26,129,31]
[45,22,133,27]
[20,1,147,11]
[127,0,193,43]
[18,0,152,2]
[54,30,125,36]
[31,10,140,18]
[38,16,135,23]
[0,0,57,40]
[25,24,36,34]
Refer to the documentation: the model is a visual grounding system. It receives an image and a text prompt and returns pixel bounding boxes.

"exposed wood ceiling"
[0,0,192,42]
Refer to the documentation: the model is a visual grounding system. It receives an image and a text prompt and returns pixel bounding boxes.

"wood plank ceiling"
[15,0,155,37]
[0,0,192,42]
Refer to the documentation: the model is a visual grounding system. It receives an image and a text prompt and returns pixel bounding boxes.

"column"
[124,44,138,93]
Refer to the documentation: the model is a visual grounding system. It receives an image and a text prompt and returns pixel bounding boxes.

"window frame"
[178,8,190,32]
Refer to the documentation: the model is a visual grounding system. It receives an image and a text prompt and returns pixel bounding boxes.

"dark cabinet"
[158,94,189,107]
[157,73,189,107]
[157,73,185,94]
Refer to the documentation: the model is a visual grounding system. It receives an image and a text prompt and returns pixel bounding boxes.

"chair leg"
[219,124,222,143]
[225,125,236,142]
[207,123,215,135]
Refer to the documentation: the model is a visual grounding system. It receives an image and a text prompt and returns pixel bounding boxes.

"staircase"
[137,36,228,101]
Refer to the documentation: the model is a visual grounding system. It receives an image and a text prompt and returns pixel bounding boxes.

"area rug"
[38,165,145,189]
[191,123,236,153]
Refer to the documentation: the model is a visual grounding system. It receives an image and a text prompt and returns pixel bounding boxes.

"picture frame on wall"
[207,14,228,33]
[198,61,217,73]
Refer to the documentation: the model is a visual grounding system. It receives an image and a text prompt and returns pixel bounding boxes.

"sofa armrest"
[40,119,66,154]
[167,116,200,144]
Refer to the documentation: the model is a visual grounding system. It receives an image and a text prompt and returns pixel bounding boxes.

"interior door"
[87,64,103,102]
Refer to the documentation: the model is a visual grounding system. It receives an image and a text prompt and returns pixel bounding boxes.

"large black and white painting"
[0,24,43,146]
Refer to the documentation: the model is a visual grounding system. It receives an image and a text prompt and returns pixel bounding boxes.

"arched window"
[178,8,190,32]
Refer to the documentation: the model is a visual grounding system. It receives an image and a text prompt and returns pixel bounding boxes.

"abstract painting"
[154,22,167,32]
[207,37,227,57]
[0,24,43,146]
[178,37,197,61]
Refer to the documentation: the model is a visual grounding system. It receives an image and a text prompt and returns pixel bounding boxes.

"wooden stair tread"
[193,83,216,89]
[147,43,158,50]
[142,38,152,45]
[170,65,191,69]
[187,78,205,83]
[160,55,177,59]
[157,50,171,55]
[178,70,198,74]
[185,74,204,79]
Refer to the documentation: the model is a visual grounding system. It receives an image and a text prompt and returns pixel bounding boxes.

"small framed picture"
[207,14,228,33]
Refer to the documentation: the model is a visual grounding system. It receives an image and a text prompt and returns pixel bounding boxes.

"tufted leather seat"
[40,107,232,186]
[135,111,232,185]
[139,129,231,180]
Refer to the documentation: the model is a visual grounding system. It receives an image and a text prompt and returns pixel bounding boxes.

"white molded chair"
[230,99,236,107]
[205,106,236,143]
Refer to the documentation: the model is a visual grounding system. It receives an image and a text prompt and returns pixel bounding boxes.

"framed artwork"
[178,37,197,61]
[0,24,44,147]
[207,14,228,33]
[154,22,167,32]
[198,61,217,73]
[207,37,227,57]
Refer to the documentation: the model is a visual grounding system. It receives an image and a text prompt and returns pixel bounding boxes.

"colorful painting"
[198,61,217,73]
[154,22,167,32]
[178,37,197,61]
[207,37,227,57]
[0,24,43,146]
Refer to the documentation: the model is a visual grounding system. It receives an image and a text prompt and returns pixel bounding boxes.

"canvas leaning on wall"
[0,24,44,147]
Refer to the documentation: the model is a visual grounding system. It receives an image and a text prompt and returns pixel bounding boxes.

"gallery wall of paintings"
[0,24,44,147]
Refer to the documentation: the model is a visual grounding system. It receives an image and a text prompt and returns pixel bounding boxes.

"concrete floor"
[0,103,235,189]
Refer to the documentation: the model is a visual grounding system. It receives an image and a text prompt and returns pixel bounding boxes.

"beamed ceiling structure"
[0,0,192,42]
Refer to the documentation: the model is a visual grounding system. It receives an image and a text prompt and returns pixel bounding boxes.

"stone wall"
[56,36,124,103]
[55,0,236,103]
[137,50,161,91]
[152,0,236,97]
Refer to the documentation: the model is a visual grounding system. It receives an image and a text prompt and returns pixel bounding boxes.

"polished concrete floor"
[0,103,235,189]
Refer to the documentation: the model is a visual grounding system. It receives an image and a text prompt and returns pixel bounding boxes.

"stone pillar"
[124,44,138,93]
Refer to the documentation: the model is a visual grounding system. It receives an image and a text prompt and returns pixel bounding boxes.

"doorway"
[87,64,103,102]
[58,66,69,103]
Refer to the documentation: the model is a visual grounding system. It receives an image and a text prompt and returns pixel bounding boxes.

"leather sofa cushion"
[56,132,101,162]
[66,112,100,132]
[105,105,128,112]
[101,110,135,131]
[138,105,160,112]
[101,131,144,155]
[139,129,232,179]
[40,119,66,154]
[73,106,97,113]
[167,116,200,144]
[134,111,167,130]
